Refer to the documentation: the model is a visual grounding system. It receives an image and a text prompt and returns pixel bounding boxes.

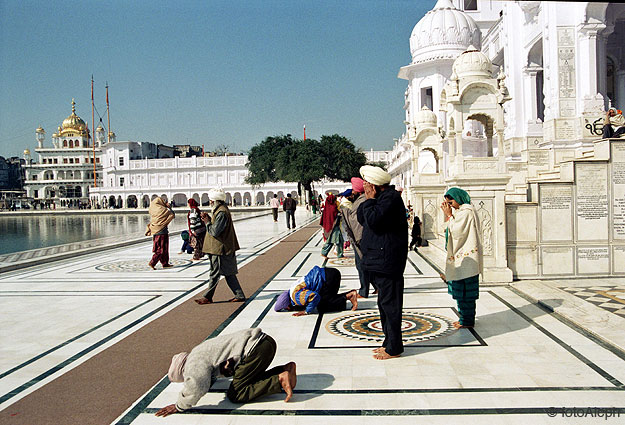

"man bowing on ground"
[357,165,408,360]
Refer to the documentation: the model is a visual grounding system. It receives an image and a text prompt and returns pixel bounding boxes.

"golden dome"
[36,126,45,134]
[24,149,31,155]
[60,99,88,137]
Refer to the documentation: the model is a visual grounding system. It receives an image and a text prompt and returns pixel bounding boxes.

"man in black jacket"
[357,165,408,360]
[283,193,297,229]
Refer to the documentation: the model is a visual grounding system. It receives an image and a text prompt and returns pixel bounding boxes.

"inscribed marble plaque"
[613,246,625,273]
[612,142,625,240]
[506,163,528,173]
[540,185,573,241]
[557,28,576,104]
[577,247,609,274]
[555,119,575,140]
[542,247,574,275]
[529,150,549,167]
[576,163,608,240]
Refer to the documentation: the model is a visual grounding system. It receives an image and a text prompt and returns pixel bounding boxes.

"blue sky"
[0,0,435,158]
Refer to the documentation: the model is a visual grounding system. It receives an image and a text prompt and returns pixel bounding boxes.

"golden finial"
[71,98,76,113]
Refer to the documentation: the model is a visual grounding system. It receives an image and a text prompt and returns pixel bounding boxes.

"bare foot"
[229,297,246,303]
[453,321,473,329]
[278,371,293,402]
[347,290,358,311]
[284,362,297,389]
[147,263,155,270]
[372,347,385,353]
[357,294,366,299]
[373,348,401,360]
[162,264,174,268]
[194,297,213,305]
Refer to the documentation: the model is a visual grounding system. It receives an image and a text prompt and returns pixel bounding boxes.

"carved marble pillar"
[496,131,505,158]
[616,70,625,109]
[578,24,606,101]
[523,66,540,121]
[448,131,456,157]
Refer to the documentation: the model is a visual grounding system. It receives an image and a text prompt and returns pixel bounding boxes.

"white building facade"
[390,0,625,280]
[89,143,388,208]
[23,100,103,207]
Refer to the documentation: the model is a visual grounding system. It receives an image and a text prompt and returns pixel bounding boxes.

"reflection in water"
[0,212,255,255]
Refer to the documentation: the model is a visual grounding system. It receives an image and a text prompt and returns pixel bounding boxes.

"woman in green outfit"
[440,187,482,329]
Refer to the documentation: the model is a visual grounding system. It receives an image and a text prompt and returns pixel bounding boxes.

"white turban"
[360,165,391,186]
[208,188,226,202]
[167,352,188,383]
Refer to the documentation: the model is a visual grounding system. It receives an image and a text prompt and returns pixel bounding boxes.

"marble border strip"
[0,295,161,381]
[490,290,623,388]
[291,253,312,277]
[509,286,625,362]
[141,407,625,416]
[0,279,208,405]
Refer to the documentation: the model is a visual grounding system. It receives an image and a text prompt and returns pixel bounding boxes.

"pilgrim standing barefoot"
[373,347,401,360]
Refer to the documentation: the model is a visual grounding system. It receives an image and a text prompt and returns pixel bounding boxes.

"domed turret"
[59,99,88,137]
[410,0,481,64]
[452,46,492,79]
[415,105,438,127]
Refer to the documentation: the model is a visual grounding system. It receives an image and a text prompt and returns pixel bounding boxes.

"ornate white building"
[89,142,388,208]
[390,0,625,280]
[23,100,105,207]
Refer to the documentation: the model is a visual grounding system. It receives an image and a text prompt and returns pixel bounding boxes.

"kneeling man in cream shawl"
[441,187,482,329]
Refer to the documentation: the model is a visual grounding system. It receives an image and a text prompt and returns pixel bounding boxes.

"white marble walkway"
[117,229,625,424]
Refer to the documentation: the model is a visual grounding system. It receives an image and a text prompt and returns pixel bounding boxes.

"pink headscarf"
[168,352,189,383]
[320,193,338,240]
[351,177,364,193]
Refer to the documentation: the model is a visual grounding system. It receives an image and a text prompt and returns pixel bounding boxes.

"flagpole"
[303,124,306,141]
[106,83,111,144]
[91,76,96,188]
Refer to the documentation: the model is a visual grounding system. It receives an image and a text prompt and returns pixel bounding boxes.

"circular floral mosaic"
[325,310,455,343]
[96,258,192,272]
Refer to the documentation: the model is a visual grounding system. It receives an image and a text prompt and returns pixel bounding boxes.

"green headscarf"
[444,187,471,205]
[444,187,471,250]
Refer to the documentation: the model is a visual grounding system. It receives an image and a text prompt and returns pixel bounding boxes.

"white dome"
[452,46,492,79]
[410,0,481,64]
[415,105,438,127]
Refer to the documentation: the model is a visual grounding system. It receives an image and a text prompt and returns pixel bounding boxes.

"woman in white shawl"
[440,187,482,329]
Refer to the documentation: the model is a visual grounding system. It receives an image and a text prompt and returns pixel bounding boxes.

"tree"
[245,135,294,185]
[246,133,366,194]
[319,134,367,181]
[275,138,324,193]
